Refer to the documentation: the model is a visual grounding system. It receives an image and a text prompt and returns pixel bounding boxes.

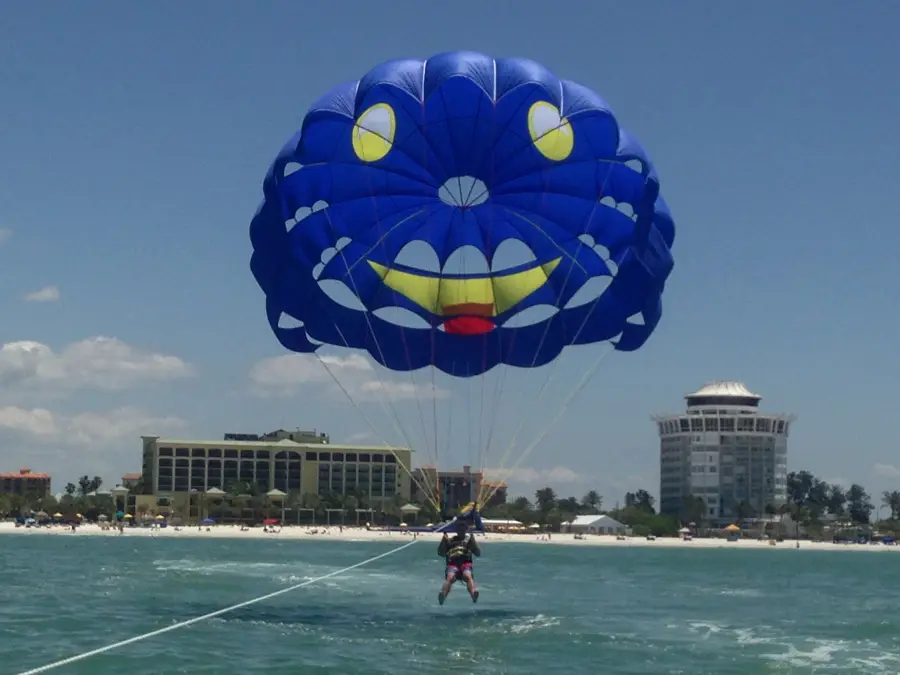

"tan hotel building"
[139,429,412,511]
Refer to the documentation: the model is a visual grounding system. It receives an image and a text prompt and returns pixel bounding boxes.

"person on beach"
[437,519,480,605]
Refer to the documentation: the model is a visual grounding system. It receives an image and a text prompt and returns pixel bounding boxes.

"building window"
[224,449,238,459]
[209,448,221,458]
[191,448,206,458]
[359,453,370,462]
[332,452,344,462]
[159,447,173,456]
[175,447,189,457]
[306,452,318,461]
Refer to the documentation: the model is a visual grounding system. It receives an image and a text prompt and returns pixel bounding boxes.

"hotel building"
[139,429,412,507]
[0,468,51,498]
[652,382,793,523]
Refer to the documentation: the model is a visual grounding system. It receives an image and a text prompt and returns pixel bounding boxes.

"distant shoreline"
[1,521,895,552]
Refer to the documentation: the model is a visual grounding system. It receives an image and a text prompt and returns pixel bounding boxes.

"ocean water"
[2,535,900,674]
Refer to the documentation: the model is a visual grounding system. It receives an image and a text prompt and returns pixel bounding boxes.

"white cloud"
[23,285,60,302]
[249,353,447,402]
[0,405,186,446]
[0,337,194,393]
[873,463,900,479]
[0,228,11,245]
[484,466,582,486]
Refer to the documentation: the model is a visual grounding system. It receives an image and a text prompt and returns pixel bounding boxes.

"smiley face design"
[250,51,675,376]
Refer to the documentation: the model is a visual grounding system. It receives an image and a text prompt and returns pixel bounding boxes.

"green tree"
[825,484,847,517]
[64,483,77,496]
[625,489,656,513]
[681,495,707,525]
[847,484,874,524]
[581,490,603,513]
[882,491,900,520]
[534,487,557,513]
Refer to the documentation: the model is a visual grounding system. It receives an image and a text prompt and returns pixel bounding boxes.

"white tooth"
[295,206,312,222]
[312,200,329,212]
[394,241,440,272]
[285,218,297,233]
[626,312,645,325]
[443,245,489,275]
[564,276,612,309]
[599,196,616,209]
[503,305,559,327]
[284,162,302,177]
[616,202,634,218]
[593,245,618,276]
[373,307,431,329]
[277,312,304,329]
[318,280,366,311]
[625,159,643,174]
[491,239,536,272]
[578,234,595,248]
[603,255,618,276]
[313,263,324,279]
[609,332,623,345]
[335,237,351,251]
[321,247,337,265]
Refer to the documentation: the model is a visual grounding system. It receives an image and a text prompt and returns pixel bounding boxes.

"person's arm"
[438,535,450,557]
[468,536,481,557]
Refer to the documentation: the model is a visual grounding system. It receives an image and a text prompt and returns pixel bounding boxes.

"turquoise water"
[3,535,900,674]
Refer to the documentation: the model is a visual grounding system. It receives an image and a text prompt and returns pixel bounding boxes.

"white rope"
[15,540,419,675]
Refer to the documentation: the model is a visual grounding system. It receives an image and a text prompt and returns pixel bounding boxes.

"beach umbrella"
[200,517,216,525]
[399,522,408,527]
[124,514,133,519]
[53,512,63,518]
[98,514,108,521]
[155,515,165,520]
[725,524,740,532]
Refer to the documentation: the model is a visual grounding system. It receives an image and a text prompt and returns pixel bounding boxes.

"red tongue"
[443,316,495,335]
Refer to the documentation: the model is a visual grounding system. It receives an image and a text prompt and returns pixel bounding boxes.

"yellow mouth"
[367,258,561,317]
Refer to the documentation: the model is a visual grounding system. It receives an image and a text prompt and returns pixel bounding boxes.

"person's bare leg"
[463,570,479,602]
[438,573,455,605]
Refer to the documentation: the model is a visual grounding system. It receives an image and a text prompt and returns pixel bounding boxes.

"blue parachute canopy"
[250,51,675,377]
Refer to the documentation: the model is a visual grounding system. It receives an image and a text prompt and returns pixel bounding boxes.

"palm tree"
[881,491,900,520]
[581,490,603,513]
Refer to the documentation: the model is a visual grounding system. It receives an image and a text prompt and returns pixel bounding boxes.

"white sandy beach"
[0,520,893,552]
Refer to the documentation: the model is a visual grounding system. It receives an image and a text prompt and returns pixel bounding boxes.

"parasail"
[249,51,675,516]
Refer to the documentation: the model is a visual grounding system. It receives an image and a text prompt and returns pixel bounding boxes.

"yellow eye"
[352,103,395,162]
[528,101,573,162]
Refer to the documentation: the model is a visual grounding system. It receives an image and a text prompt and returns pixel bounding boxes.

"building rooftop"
[686,381,761,400]
[150,437,411,452]
[0,468,50,479]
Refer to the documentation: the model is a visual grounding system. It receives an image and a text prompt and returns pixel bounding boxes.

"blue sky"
[1,2,899,505]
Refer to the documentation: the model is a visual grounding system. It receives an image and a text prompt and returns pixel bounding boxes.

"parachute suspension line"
[483,164,616,486]
[319,209,442,509]
[313,347,441,512]
[483,344,612,505]
[356,203,443,496]
[14,540,419,675]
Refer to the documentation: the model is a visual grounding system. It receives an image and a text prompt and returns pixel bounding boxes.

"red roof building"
[0,468,51,497]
